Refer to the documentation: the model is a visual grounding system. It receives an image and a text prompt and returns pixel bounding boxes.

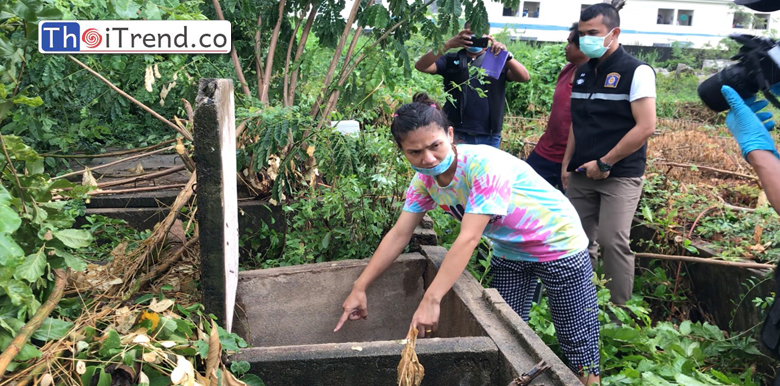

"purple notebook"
[481,50,509,79]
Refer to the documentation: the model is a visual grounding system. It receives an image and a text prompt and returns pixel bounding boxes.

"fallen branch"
[53,145,175,180]
[635,252,774,270]
[123,233,199,300]
[652,161,758,181]
[67,56,193,141]
[210,0,252,97]
[41,139,177,159]
[0,269,68,377]
[110,171,197,296]
[96,165,187,189]
[88,184,187,195]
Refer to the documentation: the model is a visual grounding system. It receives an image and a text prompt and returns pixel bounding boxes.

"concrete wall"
[233,253,487,347]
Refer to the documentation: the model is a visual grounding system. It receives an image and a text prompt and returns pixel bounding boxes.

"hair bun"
[412,92,440,109]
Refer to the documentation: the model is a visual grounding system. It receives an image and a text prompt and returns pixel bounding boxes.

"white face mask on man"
[578,28,615,59]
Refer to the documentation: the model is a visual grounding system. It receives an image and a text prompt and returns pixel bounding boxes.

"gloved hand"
[721,85,779,160]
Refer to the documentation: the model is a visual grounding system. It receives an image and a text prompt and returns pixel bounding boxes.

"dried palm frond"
[397,325,424,386]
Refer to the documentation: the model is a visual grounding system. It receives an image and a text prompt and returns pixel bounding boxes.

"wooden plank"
[194,78,239,332]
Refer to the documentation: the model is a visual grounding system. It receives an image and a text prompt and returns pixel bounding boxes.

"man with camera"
[414,24,530,148]
[718,0,780,375]
[561,1,657,306]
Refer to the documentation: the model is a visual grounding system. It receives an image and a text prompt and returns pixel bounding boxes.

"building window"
[678,10,693,26]
[523,1,540,18]
[733,12,750,28]
[503,7,518,17]
[755,13,770,29]
[657,8,674,25]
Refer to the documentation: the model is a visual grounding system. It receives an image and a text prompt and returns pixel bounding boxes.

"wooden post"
[193,79,239,332]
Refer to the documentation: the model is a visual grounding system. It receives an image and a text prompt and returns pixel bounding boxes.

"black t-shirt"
[435,53,493,135]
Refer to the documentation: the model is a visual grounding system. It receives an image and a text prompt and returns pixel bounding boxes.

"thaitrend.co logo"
[39,20,231,54]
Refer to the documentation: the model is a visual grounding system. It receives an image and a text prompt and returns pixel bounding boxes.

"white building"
[475,0,780,48]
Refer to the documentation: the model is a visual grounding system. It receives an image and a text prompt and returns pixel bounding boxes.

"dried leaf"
[171,355,195,386]
[397,325,424,386]
[306,145,315,157]
[132,334,151,344]
[754,225,764,244]
[139,371,150,386]
[206,320,221,386]
[145,66,155,92]
[115,306,136,334]
[76,360,87,375]
[142,351,157,362]
[82,167,98,188]
[222,365,248,386]
[160,340,176,348]
[40,373,53,386]
[149,298,175,313]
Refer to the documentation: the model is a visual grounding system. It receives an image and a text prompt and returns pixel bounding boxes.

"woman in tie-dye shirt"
[334,94,600,385]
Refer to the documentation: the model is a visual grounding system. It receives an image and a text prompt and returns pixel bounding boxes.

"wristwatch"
[597,159,612,172]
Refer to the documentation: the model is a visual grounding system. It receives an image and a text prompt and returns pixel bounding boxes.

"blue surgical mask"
[466,46,484,54]
[579,29,615,59]
[411,148,456,176]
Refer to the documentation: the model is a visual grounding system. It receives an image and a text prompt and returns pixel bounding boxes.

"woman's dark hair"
[390,93,450,147]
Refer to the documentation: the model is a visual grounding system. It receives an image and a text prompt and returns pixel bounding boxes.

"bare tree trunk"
[317,28,361,124]
[260,0,288,104]
[255,14,265,100]
[288,4,317,106]
[283,2,310,107]
[316,0,435,123]
[310,0,361,118]
[211,0,252,97]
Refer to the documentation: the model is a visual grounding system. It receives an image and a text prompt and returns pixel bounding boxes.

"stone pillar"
[193,79,239,332]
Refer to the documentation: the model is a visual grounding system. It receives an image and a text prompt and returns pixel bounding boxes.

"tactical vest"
[569,45,651,178]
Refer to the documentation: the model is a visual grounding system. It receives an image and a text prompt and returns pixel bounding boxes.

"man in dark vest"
[414,24,530,148]
[562,2,656,306]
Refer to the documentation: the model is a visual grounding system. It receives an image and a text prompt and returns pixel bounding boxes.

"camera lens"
[698,64,758,112]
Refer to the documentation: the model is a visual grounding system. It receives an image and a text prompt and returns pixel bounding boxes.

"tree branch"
[288,3,318,106]
[0,269,68,377]
[53,146,175,180]
[254,14,265,99]
[211,0,252,97]
[0,132,27,213]
[41,139,177,159]
[635,252,774,270]
[652,160,759,181]
[261,0,288,104]
[283,2,310,107]
[67,56,194,141]
[310,0,362,118]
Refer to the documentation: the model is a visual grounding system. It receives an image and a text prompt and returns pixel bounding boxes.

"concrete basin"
[231,245,582,386]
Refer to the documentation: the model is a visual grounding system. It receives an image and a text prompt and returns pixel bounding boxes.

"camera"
[468,36,490,48]
[698,34,780,112]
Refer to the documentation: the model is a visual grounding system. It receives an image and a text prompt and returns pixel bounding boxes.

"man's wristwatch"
[597,159,612,172]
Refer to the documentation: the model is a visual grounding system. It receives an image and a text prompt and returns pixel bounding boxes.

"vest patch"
[604,72,621,88]
[576,78,585,85]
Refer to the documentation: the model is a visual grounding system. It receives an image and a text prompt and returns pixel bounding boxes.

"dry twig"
[0,269,68,377]
[635,252,774,270]
[67,56,193,141]
[53,146,175,180]
[41,139,177,159]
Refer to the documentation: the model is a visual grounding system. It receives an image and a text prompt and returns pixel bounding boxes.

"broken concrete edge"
[237,253,423,280]
[231,336,497,363]
[419,245,584,386]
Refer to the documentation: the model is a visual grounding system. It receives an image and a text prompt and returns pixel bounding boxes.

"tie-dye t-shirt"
[403,144,588,262]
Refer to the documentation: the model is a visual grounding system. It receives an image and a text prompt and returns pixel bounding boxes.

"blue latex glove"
[721,85,779,160]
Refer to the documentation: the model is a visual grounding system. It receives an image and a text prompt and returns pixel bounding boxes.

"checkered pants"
[490,249,600,376]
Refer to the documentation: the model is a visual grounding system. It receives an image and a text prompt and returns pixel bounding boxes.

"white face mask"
[579,28,615,59]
